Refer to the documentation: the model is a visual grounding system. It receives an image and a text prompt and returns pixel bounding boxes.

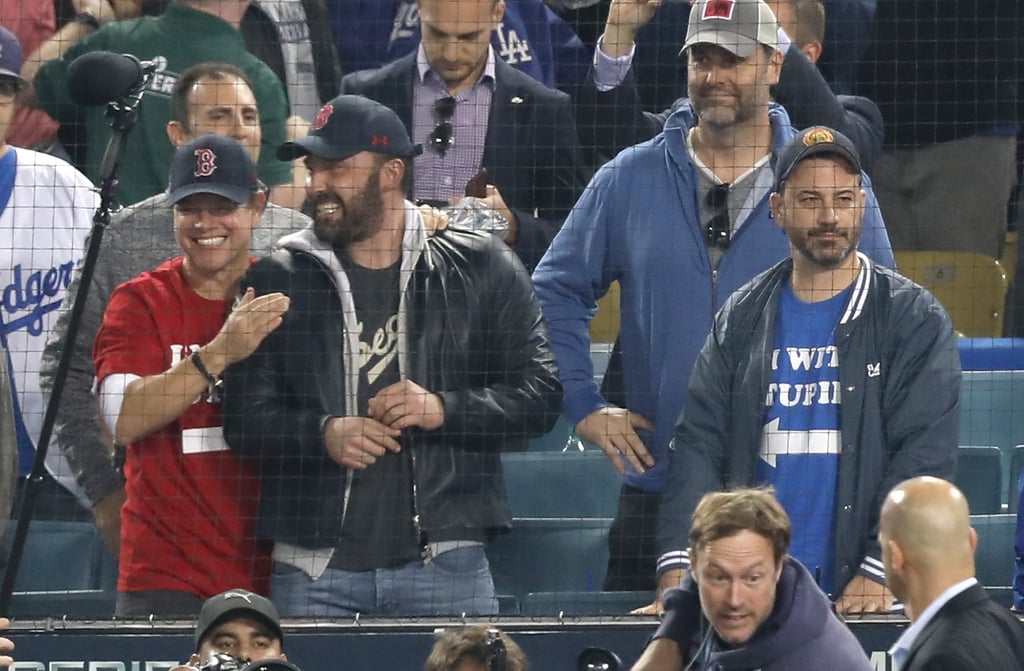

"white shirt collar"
[888,577,977,670]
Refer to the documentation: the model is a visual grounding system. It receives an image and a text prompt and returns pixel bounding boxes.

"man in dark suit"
[880,476,1024,671]
[340,0,586,273]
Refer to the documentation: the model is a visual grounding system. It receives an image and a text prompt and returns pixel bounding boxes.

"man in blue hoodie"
[532,0,892,596]
[632,488,872,671]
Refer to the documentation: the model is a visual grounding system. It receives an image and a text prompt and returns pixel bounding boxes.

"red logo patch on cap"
[803,127,836,147]
[372,135,389,147]
[194,148,217,177]
[702,0,736,20]
[312,104,334,131]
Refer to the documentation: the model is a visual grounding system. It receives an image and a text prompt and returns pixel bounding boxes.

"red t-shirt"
[93,257,269,597]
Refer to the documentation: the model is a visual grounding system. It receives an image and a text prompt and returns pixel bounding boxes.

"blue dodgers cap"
[168,134,261,206]
[0,26,26,84]
[195,589,282,648]
[774,126,862,191]
[277,94,423,162]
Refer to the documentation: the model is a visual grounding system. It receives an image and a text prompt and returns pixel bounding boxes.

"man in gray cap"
[578,0,884,170]
[222,94,561,618]
[172,588,286,671]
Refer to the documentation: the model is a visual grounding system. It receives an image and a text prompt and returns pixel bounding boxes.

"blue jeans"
[271,546,498,617]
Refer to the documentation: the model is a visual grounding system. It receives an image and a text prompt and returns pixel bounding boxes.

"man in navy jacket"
[661,126,958,613]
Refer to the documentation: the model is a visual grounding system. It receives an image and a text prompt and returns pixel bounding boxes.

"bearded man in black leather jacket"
[222,95,561,618]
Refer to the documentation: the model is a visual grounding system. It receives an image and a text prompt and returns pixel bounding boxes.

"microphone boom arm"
[0,69,153,613]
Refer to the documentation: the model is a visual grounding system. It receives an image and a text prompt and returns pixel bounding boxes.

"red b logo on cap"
[703,0,735,20]
[312,104,334,131]
[194,148,217,177]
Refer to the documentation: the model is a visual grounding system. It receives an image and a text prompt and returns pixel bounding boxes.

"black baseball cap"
[195,589,283,649]
[277,94,423,162]
[774,126,862,192]
[168,134,261,206]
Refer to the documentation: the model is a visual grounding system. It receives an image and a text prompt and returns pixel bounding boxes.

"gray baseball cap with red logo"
[277,94,423,162]
[682,0,779,58]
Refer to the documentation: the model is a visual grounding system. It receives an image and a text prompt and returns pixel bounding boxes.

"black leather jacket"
[223,217,561,549]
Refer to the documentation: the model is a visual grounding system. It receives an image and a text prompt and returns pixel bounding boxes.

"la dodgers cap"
[682,0,779,59]
[277,94,423,162]
[0,26,27,84]
[167,134,261,206]
[774,126,863,191]
[195,589,283,648]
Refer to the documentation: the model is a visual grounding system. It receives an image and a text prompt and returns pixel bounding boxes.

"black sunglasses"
[705,183,731,249]
[428,96,456,155]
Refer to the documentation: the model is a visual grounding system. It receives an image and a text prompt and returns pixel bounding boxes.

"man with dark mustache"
[658,126,959,621]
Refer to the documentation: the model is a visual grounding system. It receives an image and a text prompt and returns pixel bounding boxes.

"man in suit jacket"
[340,0,586,273]
[880,476,1024,671]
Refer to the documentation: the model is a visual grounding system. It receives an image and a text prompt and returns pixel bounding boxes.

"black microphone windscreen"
[67,52,144,106]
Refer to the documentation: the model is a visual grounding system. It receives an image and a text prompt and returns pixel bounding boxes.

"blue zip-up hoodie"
[533,103,893,493]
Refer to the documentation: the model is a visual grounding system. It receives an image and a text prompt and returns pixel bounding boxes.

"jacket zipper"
[409,437,430,562]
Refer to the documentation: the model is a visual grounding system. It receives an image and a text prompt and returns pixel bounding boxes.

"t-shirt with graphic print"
[330,254,420,570]
[755,281,852,595]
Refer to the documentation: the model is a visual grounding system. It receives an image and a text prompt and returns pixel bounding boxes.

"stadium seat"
[1010,446,1024,514]
[0,520,107,592]
[9,589,117,619]
[502,452,620,518]
[955,446,1004,514]
[496,594,521,615]
[487,518,612,600]
[959,370,1024,500]
[970,514,1016,588]
[590,281,620,344]
[521,590,653,616]
[528,415,577,452]
[960,371,1024,451]
[985,586,1014,608]
[894,251,1008,337]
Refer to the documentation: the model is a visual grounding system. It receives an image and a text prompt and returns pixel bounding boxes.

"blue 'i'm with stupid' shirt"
[756,281,854,596]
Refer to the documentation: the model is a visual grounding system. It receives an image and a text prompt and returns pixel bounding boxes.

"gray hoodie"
[0,340,17,532]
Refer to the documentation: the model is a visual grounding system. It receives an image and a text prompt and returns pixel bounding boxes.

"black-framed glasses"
[704,182,731,249]
[428,96,456,155]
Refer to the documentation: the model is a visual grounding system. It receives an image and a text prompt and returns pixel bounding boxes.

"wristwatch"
[74,10,101,31]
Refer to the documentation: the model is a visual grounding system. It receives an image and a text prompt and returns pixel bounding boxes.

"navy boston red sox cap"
[167,133,261,206]
[277,94,423,162]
